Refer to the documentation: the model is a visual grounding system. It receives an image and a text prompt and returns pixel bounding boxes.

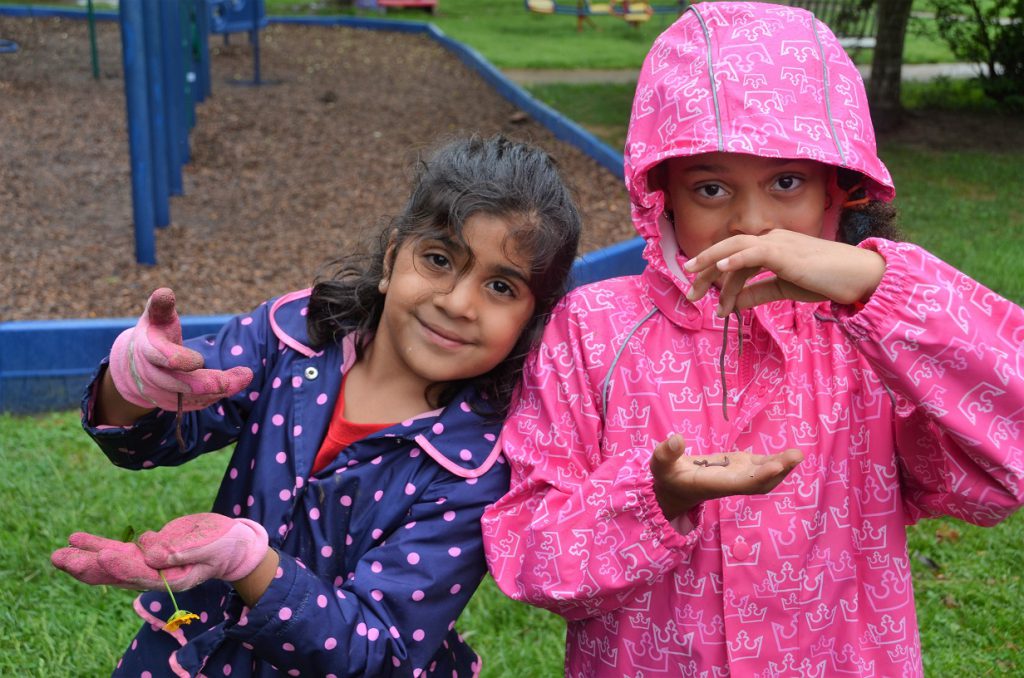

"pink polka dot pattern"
[84,292,510,677]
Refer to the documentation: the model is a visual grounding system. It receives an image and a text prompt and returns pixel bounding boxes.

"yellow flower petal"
[164,610,200,632]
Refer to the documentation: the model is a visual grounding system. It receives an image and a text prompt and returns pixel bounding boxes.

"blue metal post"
[250,0,262,85]
[195,0,212,101]
[180,0,197,136]
[159,0,184,195]
[141,0,170,228]
[119,0,157,264]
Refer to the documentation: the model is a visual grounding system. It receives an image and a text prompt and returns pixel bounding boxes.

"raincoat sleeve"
[223,465,508,676]
[80,302,274,469]
[482,295,703,622]
[838,238,1024,525]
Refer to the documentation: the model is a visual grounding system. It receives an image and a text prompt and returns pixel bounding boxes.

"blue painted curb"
[0,7,643,414]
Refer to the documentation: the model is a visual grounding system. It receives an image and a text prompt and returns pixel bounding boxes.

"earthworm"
[175,392,186,453]
[693,457,730,468]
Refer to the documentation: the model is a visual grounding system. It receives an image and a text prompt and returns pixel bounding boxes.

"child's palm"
[650,435,803,520]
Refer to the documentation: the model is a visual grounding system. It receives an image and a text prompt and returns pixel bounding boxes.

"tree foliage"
[928,0,1024,110]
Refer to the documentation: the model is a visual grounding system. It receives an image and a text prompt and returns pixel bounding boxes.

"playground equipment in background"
[119,0,213,265]
[118,0,267,265]
[356,0,439,14]
[524,0,686,30]
[207,0,268,84]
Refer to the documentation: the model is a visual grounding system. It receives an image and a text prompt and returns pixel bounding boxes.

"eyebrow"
[682,159,807,174]
[489,263,531,285]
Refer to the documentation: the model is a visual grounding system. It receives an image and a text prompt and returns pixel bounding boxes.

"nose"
[729,193,775,236]
[434,277,479,320]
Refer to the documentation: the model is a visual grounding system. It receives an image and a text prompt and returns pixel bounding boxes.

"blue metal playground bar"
[0,6,645,414]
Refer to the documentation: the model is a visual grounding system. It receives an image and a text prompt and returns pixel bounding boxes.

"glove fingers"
[52,547,118,586]
[139,330,204,373]
[175,367,253,399]
[143,288,181,332]
[67,531,133,554]
[95,549,164,590]
[131,360,191,395]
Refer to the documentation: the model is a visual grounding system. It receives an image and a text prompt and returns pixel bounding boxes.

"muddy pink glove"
[51,514,269,592]
[108,287,253,411]
[137,513,269,590]
[51,532,159,589]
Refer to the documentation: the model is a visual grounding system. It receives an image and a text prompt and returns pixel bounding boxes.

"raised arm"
[839,239,1024,524]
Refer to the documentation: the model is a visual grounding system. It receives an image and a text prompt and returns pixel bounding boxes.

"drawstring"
[718,309,743,421]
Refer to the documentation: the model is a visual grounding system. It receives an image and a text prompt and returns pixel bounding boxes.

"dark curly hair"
[306,134,582,421]
[836,168,902,245]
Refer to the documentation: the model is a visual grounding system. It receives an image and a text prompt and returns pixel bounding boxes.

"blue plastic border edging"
[0,8,644,414]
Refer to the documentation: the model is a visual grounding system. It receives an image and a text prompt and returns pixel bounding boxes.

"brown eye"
[774,175,804,191]
[424,252,451,269]
[489,280,515,297]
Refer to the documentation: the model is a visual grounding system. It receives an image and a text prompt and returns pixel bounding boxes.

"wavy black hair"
[836,168,902,245]
[306,134,582,420]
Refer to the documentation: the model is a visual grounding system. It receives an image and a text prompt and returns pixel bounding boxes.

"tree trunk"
[868,0,915,132]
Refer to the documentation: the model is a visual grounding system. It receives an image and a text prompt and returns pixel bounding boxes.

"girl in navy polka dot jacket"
[52,135,582,677]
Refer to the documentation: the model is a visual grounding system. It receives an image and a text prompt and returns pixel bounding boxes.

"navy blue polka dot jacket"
[81,290,511,677]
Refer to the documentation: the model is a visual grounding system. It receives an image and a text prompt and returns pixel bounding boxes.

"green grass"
[4,412,1022,675]
[1,2,1020,675]
[0,411,568,675]
[1,0,959,67]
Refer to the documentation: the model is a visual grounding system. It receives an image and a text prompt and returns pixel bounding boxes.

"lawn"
[2,1,1022,676]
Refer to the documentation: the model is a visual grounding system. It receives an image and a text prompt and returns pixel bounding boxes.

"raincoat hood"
[626,1,895,276]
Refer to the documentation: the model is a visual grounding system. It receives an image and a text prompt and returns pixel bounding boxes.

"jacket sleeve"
[80,301,275,469]
[482,295,702,622]
[838,238,1024,525]
[222,465,508,677]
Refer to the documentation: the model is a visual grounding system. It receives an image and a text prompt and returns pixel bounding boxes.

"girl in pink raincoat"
[481,3,1024,676]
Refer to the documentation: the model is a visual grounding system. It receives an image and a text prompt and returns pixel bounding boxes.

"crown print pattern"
[481,3,1024,676]
[483,239,1024,677]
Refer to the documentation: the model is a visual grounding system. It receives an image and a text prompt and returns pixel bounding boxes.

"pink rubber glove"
[51,532,188,590]
[51,514,269,592]
[108,288,253,412]
[137,513,270,590]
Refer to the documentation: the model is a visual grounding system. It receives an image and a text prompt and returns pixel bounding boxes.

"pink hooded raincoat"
[482,3,1024,676]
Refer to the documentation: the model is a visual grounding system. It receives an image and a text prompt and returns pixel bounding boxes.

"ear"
[379,230,399,294]
[647,161,668,196]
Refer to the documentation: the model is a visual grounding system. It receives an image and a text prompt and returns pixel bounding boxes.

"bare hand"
[649,434,804,520]
[683,230,885,317]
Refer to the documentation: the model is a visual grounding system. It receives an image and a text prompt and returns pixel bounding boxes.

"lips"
[419,318,471,349]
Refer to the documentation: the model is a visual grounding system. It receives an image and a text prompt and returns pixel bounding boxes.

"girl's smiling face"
[662,152,830,259]
[373,212,536,390]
